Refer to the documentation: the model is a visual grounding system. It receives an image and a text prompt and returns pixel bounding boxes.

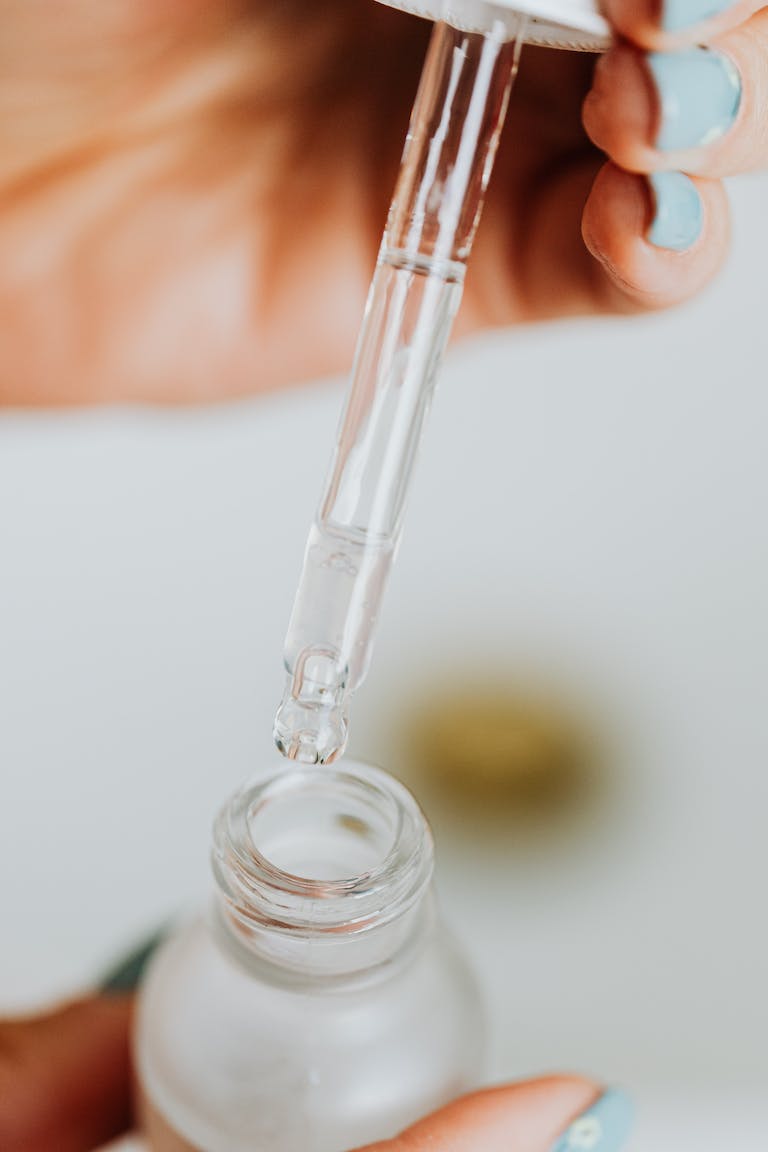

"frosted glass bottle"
[135,761,484,1152]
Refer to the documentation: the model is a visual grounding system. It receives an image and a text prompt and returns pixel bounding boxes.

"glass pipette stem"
[274,17,526,764]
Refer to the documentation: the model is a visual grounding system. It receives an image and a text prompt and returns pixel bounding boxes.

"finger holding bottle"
[359,1078,634,1152]
[0,996,133,1152]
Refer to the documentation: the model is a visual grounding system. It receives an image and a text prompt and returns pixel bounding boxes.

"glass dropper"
[274,15,527,765]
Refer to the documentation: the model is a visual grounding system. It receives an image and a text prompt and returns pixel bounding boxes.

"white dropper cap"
[375,0,610,50]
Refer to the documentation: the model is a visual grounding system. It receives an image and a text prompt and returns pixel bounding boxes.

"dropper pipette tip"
[273,683,349,765]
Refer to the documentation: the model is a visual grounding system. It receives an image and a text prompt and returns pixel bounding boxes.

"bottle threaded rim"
[212,761,434,940]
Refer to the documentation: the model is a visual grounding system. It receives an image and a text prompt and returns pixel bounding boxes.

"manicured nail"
[98,926,167,994]
[549,1089,634,1152]
[647,171,703,251]
[648,47,742,151]
[662,0,734,33]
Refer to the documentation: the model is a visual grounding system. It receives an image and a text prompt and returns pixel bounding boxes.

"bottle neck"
[211,762,435,980]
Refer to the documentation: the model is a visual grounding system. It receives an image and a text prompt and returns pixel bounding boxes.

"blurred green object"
[98,926,168,994]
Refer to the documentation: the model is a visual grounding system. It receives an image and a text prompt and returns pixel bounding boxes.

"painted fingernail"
[662,0,734,33]
[648,47,742,151]
[647,171,703,251]
[98,926,168,994]
[549,1089,634,1152]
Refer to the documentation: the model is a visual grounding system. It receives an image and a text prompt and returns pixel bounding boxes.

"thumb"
[0,996,133,1152]
[360,1077,633,1152]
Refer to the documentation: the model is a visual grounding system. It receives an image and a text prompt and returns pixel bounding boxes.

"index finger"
[605,0,764,48]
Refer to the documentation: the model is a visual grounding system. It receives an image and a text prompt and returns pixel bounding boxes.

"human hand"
[0,992,631,1152]
[0,996,133,1151]
[359,1081,633,1152]
[581,1,765,307]
[0,1,760,405]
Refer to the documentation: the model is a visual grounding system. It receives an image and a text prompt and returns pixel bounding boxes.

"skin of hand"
[0,997,133,1152]
[0,0,762,406]
[0,994,599,1152]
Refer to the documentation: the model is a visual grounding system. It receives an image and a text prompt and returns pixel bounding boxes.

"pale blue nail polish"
[550,1089,634,1152]
[648,171,703,251]
[648,48,742,151]
[662,0,733,33]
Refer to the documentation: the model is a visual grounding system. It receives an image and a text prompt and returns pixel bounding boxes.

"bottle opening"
[247,771,400,882]
[212,761,434,950]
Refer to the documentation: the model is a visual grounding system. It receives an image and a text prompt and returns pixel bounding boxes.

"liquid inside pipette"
[274,19,526,765]
[274,251,464,765]
[275,524,394,764]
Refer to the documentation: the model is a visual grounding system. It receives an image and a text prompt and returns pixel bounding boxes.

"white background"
[1,172,767,1145]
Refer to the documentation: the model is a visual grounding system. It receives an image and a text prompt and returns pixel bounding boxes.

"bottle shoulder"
[140,908,478,1005]
[135,914,484,1152]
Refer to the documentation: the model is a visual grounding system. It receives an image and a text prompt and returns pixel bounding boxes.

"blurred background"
[1,4,767,1149]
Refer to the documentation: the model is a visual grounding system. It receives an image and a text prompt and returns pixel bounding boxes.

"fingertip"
[582,43,658,173]
[602,0,660,49]
[582,163,651,275]
[604,0,759,49]
[582,162,729,311]
[647,171,704,251]
[362,1076,600,1152]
